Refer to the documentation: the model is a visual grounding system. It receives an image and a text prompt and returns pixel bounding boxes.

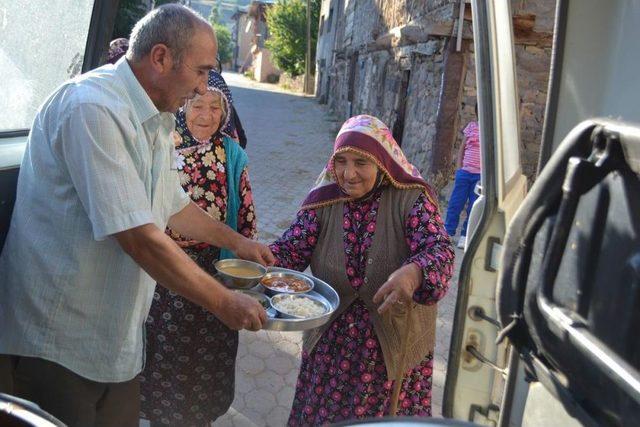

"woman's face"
[333,151,379,198]
[185,91,224,140]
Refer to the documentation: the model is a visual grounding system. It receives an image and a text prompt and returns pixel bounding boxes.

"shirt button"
[367,258,373,265]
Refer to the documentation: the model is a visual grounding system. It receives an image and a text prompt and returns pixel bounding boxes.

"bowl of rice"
[270,293,330,319]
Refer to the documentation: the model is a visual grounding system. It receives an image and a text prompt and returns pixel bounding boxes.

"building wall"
[318,0,556,193]
[513,0,555,179]
[455,0,555,182]
[254,49,280,82]
[233,13,253,71]
[316,0,343,102]
[320,1,457,186]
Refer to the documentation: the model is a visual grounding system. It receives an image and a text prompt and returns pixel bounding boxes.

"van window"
[0,0,95,133]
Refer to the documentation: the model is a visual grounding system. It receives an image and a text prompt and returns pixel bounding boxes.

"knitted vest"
[306,186,437,380]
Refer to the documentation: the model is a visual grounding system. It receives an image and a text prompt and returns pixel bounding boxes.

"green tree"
[265,0,320,77]
[213,23,233,64]
[209,7,233,65]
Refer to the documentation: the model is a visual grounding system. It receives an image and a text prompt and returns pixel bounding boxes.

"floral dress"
[140,133,256,426]
[270,188,454,426]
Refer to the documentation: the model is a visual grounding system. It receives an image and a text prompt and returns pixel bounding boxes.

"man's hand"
[169,203,276,266]
[115,224,268,331]
[372,263,422,314]
[233,237,276,266]
[215,289,267,331]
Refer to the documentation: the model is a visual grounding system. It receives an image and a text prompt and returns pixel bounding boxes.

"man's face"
[162,26,217,113]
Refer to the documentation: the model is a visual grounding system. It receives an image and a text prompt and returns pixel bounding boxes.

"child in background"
[445,108,481,249]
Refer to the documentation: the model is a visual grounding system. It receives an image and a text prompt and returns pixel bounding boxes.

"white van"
[444,1,639,426]
[1,1,638,426]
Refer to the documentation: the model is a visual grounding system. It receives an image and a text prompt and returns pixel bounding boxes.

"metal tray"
[261,267,340,331]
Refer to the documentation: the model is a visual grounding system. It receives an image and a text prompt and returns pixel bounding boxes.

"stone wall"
[455,0,555,183]
[516,44,552,179]
[319,0,556,193]
[513,0,555,180]
[322,0,456,186]
[278,72,306,93]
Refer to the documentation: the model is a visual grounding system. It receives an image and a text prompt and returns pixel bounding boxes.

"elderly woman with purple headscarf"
[270,115,455,425]
[139,70,257,426]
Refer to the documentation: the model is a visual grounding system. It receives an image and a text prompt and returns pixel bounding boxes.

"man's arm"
[168,201,275,265]
[58,104,265,330]
[114,223,266,330]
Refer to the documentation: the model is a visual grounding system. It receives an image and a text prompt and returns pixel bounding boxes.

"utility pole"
[304,0,313,94]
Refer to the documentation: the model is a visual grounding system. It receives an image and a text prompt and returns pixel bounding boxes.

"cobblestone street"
[213,73,461,426]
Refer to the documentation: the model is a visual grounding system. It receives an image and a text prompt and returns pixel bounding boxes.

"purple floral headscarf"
[301,115,438,210]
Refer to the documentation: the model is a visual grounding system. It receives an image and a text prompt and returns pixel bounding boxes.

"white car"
[1,1,638,426]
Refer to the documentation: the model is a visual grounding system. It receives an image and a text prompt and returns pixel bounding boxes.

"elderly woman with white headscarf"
[140,71,257,426]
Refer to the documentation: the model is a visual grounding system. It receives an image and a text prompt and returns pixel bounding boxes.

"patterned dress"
[270,187,454,426]
[140,133,256,426]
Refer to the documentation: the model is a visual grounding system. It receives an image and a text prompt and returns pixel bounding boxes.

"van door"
[495,0,640,425]
[446,0,640,425]
[443,1,528,424]
[0,0,119,250]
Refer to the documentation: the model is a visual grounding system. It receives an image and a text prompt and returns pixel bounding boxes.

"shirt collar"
[114,57,160,124]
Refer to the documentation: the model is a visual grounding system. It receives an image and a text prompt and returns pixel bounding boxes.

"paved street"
[213,73,461,426]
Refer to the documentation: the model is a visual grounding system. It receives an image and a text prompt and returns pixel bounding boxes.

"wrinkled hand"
[234,238,276,266]
[372,263,422,314]
[215,289,267,331]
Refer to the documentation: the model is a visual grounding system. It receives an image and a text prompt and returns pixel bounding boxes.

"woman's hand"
[372,263,422,314]
[234,237,276,266]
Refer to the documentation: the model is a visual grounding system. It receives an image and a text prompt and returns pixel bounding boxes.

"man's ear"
[148,44,173,73]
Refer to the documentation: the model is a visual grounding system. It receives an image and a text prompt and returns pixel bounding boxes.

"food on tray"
[261,275,312,292]
[218,265,263,278]
[250,294,271,309]
[272,295,327,318]
[236,290,273,311]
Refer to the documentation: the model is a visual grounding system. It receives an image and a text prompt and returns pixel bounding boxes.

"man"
[0,5,272,426]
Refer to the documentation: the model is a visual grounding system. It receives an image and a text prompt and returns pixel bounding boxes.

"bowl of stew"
[260,270,314,295]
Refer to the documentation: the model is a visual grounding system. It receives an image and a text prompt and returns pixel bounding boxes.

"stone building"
[315,0,556,194]
[230,1,282,82]
[231,7,253,71]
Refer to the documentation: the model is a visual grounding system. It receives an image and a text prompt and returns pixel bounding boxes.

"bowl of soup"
[214,259,267,289]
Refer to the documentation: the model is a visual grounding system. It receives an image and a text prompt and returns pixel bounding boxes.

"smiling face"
[185,91,225,140]
[333,150,379,198]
